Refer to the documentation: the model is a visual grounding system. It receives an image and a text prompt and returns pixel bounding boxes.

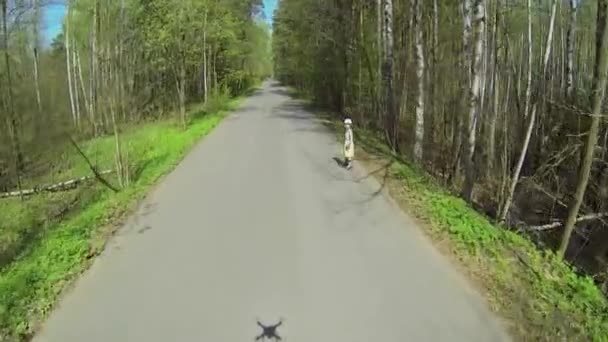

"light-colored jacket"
[344,127,354,159]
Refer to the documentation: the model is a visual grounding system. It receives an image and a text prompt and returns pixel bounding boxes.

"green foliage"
[272,0,371,111]
[202,86,233,115]
[133,0,271,95]
[0,95,243,341]
[0,0,270,338]
[275,0,608,337]
[0,0,272,190]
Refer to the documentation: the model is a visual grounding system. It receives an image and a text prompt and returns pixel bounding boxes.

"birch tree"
[271,0,608,278]
[413,0,425,162]
[559,0,608,258]
[0,0,271,194]
[461,0,486,202]
[1,0,24,195]
[566,0,578,98]
[382,0,397,150]
[500,0,558,222]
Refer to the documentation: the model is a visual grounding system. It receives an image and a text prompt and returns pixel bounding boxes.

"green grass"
[311,104,608,341]
[0,95,243,341]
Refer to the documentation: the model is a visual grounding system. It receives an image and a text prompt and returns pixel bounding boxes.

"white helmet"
[344,118,352,125]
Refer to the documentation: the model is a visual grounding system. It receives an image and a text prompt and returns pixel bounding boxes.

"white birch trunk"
[382,0,397,149]
[500,0,556,222]
[462,0,486,201]
[65,11,77,125]
[413,0,425,162]
[76,50,91,123]
[566,0,577,97]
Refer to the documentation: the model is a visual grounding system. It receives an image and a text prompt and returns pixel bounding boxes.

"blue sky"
[42,0,278,44]
[263,0,278,24]
[42,2,65,45]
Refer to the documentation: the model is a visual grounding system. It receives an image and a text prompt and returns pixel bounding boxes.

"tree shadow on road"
[353,160,393,184]
[244,87,264,97]
[327,160,394,217]
[272,101,314,120]
[269,87,293,97]
[325,154,394,209]
[351,160,393,204]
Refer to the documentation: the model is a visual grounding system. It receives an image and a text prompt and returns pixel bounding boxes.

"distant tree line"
[0,0,272,192]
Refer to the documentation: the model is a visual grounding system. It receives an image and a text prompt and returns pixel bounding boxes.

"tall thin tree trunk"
[32,0,44,133]
[559,0,608,258]
[213,47,218,91]
[498,71,511,213]
[523,0,533,121]
[358,6,364,120]
[431,0,439,150]
[499,105,536,223]
[203,8,208,102]
[530,10,558,164]
[178,61,187,127]
[382,0,397,151]
[543,0,558,76]
[177,3,187,128]
[488,71,499,173]
[33,47,44,126]
[500,0,557,221]
[109,41,125,187]
[110,83,124,188]
[1,0,23,197]
[413,0,425,162]
[462,0,472,79]
[342,0,356,114]
[566,0,577,98]
[90,0,99,134]
[76,50,91,123]
[538,0,559,160]
[462,0,486,202]
[72,48,81,126]
[479,6,489,124]
[65,9,77,125]
[377,0,384,126]
[451,0,473,184]
[486,0,500,174]
[595,0,607,95]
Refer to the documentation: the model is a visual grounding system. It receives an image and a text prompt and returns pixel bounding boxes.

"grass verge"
[0,95,244,341]
[297,95,608,341]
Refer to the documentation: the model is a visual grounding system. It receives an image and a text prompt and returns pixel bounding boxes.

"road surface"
[34,81,510,342]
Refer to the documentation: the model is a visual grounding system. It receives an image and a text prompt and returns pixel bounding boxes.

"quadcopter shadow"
[256,319,283,341]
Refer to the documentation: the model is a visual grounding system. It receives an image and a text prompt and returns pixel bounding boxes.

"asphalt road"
[33,81,511,342]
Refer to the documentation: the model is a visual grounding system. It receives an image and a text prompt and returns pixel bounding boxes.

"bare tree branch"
[67,135,120,193]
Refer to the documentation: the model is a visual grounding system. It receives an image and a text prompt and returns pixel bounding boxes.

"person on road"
[343,118,354,169]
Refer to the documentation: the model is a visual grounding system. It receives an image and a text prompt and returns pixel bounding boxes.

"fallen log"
[529,212,608,231]
[0,170,114,199]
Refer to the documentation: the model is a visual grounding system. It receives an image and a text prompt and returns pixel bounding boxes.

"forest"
[0,0,271,339]
[273,0,608,289]
[3,0,608,339]
[0,0,271,194]
[273,0,608,337]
